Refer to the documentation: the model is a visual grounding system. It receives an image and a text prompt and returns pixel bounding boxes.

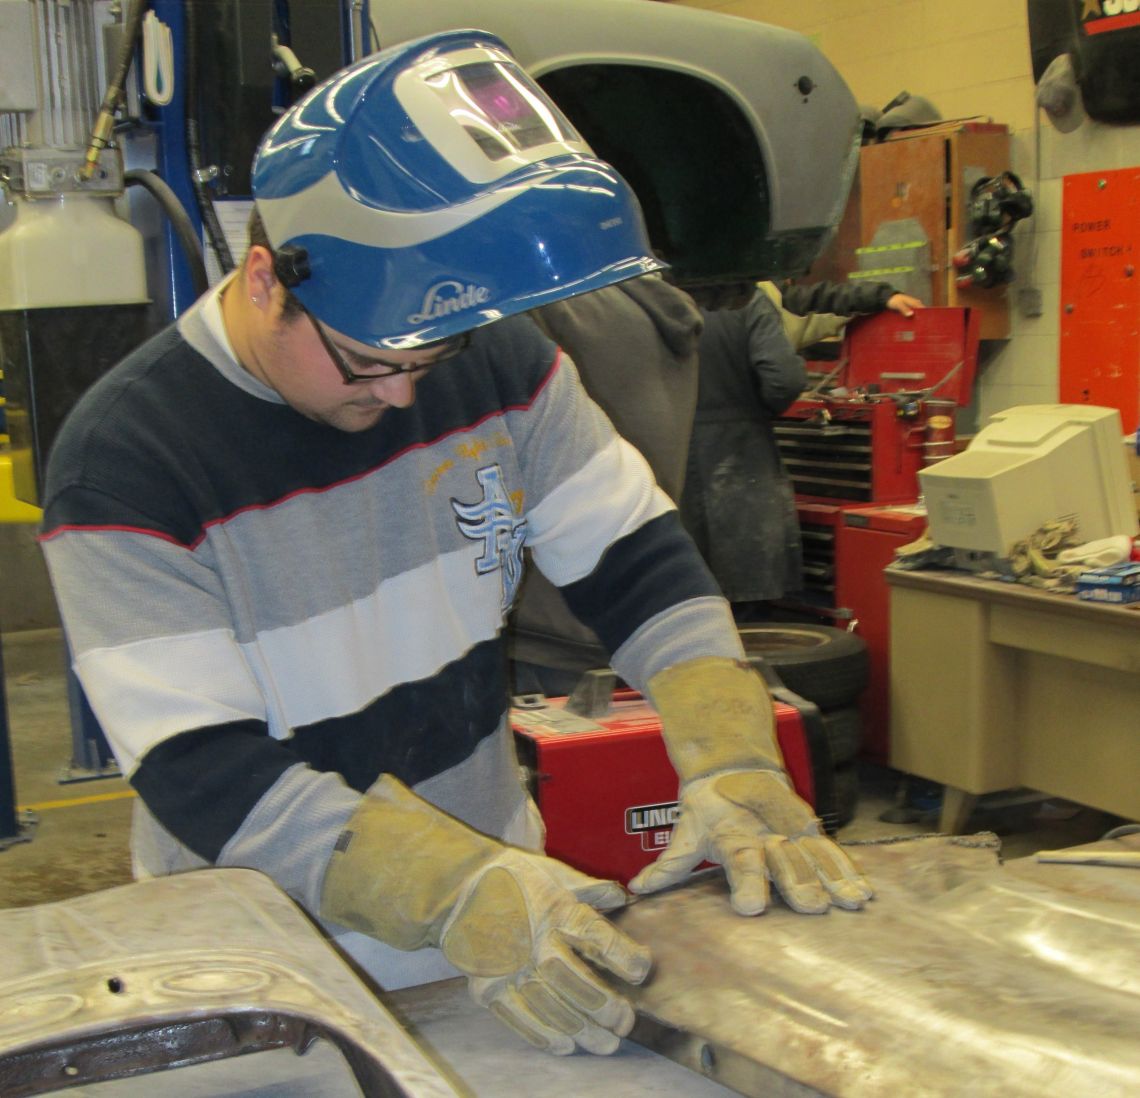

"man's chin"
[323,404,388,431]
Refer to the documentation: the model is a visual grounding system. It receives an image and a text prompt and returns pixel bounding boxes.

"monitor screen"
[919,404,1138,566]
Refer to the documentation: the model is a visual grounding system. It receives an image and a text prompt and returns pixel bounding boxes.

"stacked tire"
[737,623,870,831]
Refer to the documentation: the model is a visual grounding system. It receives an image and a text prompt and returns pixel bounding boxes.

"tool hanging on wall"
[952,171,1034,290]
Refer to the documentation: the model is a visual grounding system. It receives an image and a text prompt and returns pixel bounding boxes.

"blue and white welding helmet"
[251,29,665,349]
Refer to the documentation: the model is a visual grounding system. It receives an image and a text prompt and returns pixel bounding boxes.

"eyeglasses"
[304,309,472,384]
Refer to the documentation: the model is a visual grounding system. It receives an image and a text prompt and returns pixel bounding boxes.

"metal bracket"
[0,145,125,198]
[564,668,619,718]
[0,809,37,851]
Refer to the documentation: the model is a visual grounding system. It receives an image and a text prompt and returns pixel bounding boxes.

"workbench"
[885,565,1140,832]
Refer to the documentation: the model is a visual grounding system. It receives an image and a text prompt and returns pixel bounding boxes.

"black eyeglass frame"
[304,309,472,384]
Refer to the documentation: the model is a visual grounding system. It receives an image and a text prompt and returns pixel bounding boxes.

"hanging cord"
[79,0,148,181]
[125,169,209,296]
[142,10,175,107]
[183,0,235,275]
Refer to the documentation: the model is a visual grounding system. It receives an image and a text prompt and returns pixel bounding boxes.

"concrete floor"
[0,626,1123,912]
[0,628,133,908]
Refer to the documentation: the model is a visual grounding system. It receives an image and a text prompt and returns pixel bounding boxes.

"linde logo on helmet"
[407,280,492,325]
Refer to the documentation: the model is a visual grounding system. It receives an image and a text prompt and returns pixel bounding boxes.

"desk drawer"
[990,604,1140,675]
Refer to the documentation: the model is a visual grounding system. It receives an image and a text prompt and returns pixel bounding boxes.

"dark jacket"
[681,290,807,603]
[508,276,704,680]
[781,279,896,317]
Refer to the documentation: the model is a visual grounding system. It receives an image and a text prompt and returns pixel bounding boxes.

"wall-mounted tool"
[952,171,1034,291]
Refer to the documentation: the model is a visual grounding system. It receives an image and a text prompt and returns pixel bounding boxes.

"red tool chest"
[834,503,930,762]
[779,309,979,761]
[775,307,981,505]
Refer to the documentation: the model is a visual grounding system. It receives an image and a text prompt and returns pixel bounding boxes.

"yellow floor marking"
[18,789,137,812]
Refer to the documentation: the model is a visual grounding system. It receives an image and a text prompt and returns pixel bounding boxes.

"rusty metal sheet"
[612,833,1140,1097]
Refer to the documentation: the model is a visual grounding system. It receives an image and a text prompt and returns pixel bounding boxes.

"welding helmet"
[876,92,941,133]
[251,29,664,349]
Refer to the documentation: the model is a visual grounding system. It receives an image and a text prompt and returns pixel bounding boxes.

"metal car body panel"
[375,0,861,284]
[0,868,460,1097]
[1,819,1137,1096]
[609,833,1140,1097]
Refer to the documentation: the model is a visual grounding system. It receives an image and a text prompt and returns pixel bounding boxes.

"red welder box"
[511,690,828,886]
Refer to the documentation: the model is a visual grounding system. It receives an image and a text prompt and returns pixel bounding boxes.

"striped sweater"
[40,282,742,976]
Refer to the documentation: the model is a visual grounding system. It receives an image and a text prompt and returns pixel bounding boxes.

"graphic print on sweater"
[452,463,528,611]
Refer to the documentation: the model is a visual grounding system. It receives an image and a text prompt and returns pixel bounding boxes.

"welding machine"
[511,670,837,886]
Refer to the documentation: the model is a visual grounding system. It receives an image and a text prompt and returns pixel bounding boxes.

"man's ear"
[244,245,278,307]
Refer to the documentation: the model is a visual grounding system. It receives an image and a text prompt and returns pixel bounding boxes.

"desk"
[886,567,1140,832]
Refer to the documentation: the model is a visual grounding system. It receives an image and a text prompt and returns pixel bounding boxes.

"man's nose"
[370,371,418,408]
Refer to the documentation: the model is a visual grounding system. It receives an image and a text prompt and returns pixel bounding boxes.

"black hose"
[125,169,209,297]
[183,0,235,274]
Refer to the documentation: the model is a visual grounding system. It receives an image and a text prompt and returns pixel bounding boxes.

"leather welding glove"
[629,657,873,916]
[320,776,652,1056]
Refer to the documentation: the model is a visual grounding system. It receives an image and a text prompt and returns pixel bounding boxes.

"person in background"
[509,275,703,699]
[682,280,923,622]
[38,34,871,1059]
[771,279,923,352]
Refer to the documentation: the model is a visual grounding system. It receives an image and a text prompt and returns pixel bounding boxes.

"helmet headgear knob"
[274,244,311,288]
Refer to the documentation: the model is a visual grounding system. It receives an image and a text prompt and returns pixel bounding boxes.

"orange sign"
[1059,168,1140,434]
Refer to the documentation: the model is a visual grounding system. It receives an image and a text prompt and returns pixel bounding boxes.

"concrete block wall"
[675,0,1140,431]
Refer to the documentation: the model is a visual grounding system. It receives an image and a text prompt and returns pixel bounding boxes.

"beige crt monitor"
[919,404,1138,569]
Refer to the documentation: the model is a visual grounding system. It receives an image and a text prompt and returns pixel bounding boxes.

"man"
[509,274,703,698]
[39,32,870,1057]
[767,278,924,352]
[683,281,923,618]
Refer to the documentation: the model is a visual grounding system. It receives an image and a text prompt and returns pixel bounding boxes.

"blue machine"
[0,2,368,809]
[134,0,369,320]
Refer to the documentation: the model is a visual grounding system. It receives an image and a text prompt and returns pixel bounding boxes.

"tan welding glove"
[320,776,652,1056]
[629,657,873,915]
